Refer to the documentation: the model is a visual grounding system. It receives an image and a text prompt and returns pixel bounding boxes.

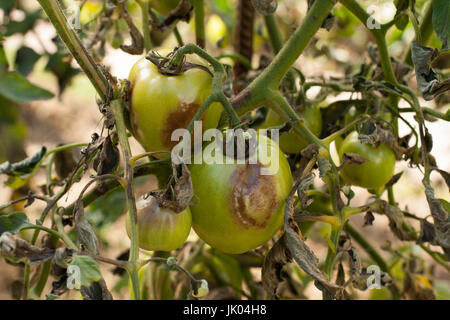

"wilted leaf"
[411,42,450,100]
[385,172,404,188]
[93,135,120,176]
[364,211,375,226]
[0,232,55,265]
[251,0,277,15]
[150,162,194,213]
[0,146,46,176]
[341,153,369,166]
[80,279,113,300]
[283,184,342,298]
[74,200,99,254]
[54,145,78,180]
[262,236,291,299]
[0,212,30,236]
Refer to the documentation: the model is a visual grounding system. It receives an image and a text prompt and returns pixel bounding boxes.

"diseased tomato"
[128,49,222,155]
[338,131,396,190]
[260,104,322,154]
[126,196,192,251]
[189,133,293,254]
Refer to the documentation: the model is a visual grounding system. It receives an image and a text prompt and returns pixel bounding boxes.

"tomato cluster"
[126,49,396,254]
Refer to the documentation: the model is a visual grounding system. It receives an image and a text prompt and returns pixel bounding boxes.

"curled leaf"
[411,42,450,100]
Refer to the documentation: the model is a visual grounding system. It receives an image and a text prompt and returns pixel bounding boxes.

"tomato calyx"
[146,50,213,77]
[146,161,194,213]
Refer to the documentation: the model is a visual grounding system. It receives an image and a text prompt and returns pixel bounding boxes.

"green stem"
[37,0,109,100]
[264,14,283,52]
[173,26,184,47]
[138,0,152,53]
[192,0,205,48]
[403,1,434,65]
[254,0,335,89]
[232,0,335,115]
[110,99,141,300]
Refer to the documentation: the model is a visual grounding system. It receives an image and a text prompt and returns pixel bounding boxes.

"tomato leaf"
[0,212,30,236]
[432,0,450,50]
[411,42,450,100]
[0,232,54,265]
[74,200,99,254]
[0,72,54,102]
[68,254,102,288]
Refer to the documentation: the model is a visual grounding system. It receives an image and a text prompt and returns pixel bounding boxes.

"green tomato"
[189,133,293,254]
[126,196,192,251]
[338,131,396,190]
[334,105,359,152]
[260,105,322,154]
[128,49,222,155]
[151,0,180,15]
[206,14,229,48]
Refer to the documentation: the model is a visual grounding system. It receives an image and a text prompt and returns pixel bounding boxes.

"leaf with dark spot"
[74,200,99,254]
[341,153,369,166]
[261,236,291,299]
[385,172,404,188]
[411,42,450,100]
[93,135,120,176]
[80,279,113,300]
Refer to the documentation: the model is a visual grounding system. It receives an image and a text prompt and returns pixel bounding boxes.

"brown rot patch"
[162,102,202,149]
[228,163,279,229]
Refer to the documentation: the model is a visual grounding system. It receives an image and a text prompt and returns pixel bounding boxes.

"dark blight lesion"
[229,163,279,229]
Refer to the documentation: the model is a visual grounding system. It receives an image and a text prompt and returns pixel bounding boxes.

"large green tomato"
[128,49,222,155]
[189,133,293,254]
[260,105,322,154]
[126,196,192,251]
[338,131,396,190]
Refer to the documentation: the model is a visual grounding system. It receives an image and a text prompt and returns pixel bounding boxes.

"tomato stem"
[37,0,110,100]
[111,99,141,300]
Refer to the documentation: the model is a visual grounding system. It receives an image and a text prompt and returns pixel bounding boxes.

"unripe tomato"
[151,0,180,15]
[126,196,192,251]
[206,14,229,48]
[260,105,322,154]
[189,133,293,254]
[128,49,222,155]
[334,105,359,152]
[338,131,396,190]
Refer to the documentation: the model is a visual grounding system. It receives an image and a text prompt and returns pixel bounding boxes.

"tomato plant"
[0,0,449,303]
